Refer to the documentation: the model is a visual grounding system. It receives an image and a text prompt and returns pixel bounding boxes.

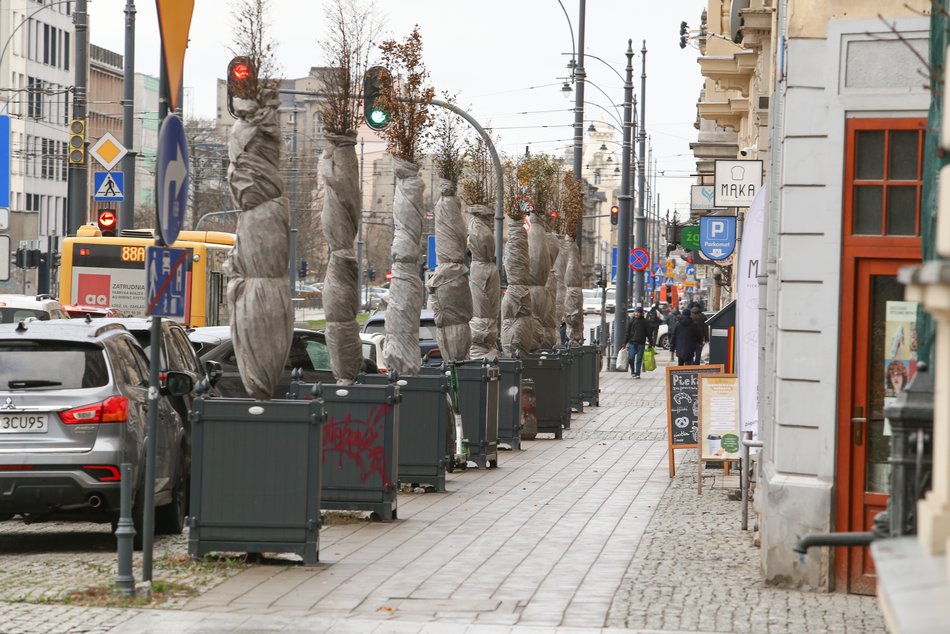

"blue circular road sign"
[155,114,189,246]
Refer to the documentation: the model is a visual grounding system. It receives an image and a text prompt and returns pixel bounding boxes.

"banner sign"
[737,187,766,443]
[690,185,718,211]
[714,160,763,208]
[699,215,737,261]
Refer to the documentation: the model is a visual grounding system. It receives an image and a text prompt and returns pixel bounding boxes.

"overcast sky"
[88,0,707,216]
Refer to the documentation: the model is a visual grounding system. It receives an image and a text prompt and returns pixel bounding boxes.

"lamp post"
[611,40,635,370]
[634,41,648,307]
[570,0,587,252]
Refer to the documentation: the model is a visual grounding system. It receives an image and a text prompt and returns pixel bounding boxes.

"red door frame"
[834,117,924,593]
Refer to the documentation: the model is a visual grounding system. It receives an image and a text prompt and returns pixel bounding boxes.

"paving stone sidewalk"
[606,447,886,633]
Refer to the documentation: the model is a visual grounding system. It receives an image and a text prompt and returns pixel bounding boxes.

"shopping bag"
[643,346,656,372]
[616,347,629,372]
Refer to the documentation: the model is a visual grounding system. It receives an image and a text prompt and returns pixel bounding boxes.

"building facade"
[0,0,74,293]
[693,0,929,596]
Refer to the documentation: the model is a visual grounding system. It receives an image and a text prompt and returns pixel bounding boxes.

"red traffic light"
[231,62,252,82]
[385,270,393,282]
[97,209,117,235]
[610,204,619,226]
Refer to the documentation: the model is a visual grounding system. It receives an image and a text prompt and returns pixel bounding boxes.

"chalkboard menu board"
[665,364,723,477]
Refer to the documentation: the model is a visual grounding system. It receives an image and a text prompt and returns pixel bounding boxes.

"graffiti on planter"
[323,404,390,485]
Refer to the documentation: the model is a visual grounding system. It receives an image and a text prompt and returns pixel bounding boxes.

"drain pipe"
[792,532,874,563]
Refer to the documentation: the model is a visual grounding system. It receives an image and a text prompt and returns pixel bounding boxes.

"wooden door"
[835,118,923,594]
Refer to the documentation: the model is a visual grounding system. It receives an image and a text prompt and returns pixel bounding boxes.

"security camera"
[739,145,756,157]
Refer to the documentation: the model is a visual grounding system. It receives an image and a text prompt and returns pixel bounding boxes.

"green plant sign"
[681,226,700,250]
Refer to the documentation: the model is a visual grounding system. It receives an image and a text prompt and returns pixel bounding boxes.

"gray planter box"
[522,353,572,438]
[455,361,500,469]
[359,373,453,492]
[187,397,324,565]
[578,344,601,406]
[497,358,523,450]
[563,346,584,415]
[289,383,400,521]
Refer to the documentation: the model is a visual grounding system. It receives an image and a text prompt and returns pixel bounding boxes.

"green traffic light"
[369,109,389,126]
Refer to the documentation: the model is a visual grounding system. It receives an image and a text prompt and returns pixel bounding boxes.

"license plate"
[0,414,49,433]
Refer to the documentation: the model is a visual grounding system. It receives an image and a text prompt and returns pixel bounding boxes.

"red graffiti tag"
[322,403,391,486]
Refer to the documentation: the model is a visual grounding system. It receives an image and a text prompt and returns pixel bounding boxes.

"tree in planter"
[376,26,435,376]
[426,98,472,362]
[561,172,585,344]
[461,133,500,360]
[316,0,385,383]
[500,156,533,357]
[225,0,293,399]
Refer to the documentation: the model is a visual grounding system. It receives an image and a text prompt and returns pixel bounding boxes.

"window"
[43,24,49,65]
[64,32,69,70]
[0,341,109,389]
[846,119,924,238]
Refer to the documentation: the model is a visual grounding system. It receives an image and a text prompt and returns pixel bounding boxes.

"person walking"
[671,307,698,366]
[646,303,661,350]
[690,304,708,365]
[623,306,653,378]
[664,308,678,362]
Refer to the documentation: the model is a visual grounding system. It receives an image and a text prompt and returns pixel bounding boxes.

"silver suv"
[0,319,193,541]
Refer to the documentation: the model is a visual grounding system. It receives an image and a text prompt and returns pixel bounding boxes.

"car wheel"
[658,334,669,349]
[155,455,187,536]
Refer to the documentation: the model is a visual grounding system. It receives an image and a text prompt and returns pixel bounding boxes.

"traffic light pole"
[634,41,648,307]
[357,138,365,309]
[611,41,635,371]
[66,0,88,236]
[571,0,587,253]
[119,0,136,233]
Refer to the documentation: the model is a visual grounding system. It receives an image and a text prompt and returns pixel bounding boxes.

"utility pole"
[571,0,587,252]
[634,41,648,306]
[119,0,136,232]
[611,40,635,370]
[289,106,298,295]
[67,0,89,235]
[358,138,364,308]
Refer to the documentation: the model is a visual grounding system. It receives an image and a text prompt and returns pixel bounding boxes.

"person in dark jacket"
[671,308,698,366]
[690,305,708,364]
[646,304,661,348]
[664,309,679,361]
[623,306,653,378]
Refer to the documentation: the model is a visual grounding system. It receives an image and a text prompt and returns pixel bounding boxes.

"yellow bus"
[59,226,235,327]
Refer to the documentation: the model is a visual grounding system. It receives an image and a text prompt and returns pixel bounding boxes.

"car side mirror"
[204,360,222,386]
[160,370,194,396]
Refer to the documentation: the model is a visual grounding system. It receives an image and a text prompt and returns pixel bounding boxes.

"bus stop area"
[0,361,884,633]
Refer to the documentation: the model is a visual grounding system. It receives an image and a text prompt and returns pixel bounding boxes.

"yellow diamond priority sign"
[89,132,128,171]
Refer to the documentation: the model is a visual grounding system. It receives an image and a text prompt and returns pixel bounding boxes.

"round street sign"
[630,247,650,271]
[155,114,189,246]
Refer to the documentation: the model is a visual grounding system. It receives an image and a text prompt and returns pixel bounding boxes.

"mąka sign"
[714,160,763,208]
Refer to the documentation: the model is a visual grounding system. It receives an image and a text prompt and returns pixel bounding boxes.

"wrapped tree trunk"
[564,239,584,344]
[501,215,533,357]
[225,95,293,401]
[527,219,554,350]
[554,235,570,341]
[320,133,363,384]
[383,158,425,376]
[427,179,472,362]
[468,204,500,360]
[541,230,561,348]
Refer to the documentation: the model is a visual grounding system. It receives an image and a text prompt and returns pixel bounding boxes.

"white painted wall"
[758,16,929,589]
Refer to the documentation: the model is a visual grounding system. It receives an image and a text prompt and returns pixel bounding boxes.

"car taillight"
[377,367,387,374]
[61,396,129,424]
[82,465,121,482]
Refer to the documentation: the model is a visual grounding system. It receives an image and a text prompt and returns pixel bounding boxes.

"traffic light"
[68,119,85,164]
[367,268,376,281]
[679,21,689,49]
[97,209,118,237]
[610,204,619,226]
[14,248,25,269]
[298,260,308,279]
[227,56,256,119]
[363,66,393,131]
[26,249,39,269]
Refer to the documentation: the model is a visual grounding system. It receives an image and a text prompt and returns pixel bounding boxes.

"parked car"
[0,319,193,541]
[362,286,389,311]
[0,294,69,322]
[188,326,377,398]
[360,332,387,374]
[605,288,616,313]
[62,305,126,319]
[583,288,603,314]
[362,310,439,360]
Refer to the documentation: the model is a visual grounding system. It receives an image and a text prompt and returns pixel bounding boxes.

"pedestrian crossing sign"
[94,171,124,201]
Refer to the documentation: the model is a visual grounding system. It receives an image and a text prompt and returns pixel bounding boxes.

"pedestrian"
[671,308,698,366]
[646,303,661,349]
[664,308,678,362]
[559,321,568,346]
[623,306,653,378]
[690,304,708,365]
